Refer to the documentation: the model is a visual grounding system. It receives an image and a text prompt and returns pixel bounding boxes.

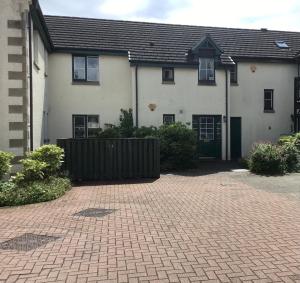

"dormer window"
[199,57,215,84]
[275,40,289,49]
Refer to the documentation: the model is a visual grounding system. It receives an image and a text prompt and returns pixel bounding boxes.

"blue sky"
[39,0,300,32]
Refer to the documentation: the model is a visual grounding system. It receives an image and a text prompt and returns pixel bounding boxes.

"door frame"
[230,117,242,160]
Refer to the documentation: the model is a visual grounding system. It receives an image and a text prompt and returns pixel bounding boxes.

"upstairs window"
[264,89,274,112]
[163,114,175,125]
[162,67,174,83]
[73,115,99,138]
[230,63,238,84]
[73,56,99,82]
[199,58,215,83]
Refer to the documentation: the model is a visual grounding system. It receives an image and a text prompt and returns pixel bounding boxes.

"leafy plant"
[248,143,284,175]
[27,145,64,177]
[280,143,299,172]
[96,127,120,138]
[0,177,71,207]
[14,159,48,184]
[134,126,158,138]
[0,151,14,180]
[158,122,197,170]
[119,108,134,137]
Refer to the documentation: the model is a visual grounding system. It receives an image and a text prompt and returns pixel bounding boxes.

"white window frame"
[73,115,100,138]
[199,57,215,82]
[73,55,99,82]
[199,117,214,141]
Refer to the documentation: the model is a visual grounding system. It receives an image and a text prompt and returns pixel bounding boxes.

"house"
[1,0,300,161]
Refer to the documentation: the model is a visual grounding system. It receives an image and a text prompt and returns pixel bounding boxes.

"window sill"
[33,61,40,71]
[198,81,217,86]
[264,110,275,113]
[72,81,100,86]
[230,82,239,86]
[162,81,175,85]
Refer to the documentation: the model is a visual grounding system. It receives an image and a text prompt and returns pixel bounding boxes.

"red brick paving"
[0,173,300,282]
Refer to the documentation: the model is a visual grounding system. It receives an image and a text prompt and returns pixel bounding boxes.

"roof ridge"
[44,15,300,35]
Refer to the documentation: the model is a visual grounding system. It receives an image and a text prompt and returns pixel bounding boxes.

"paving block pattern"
[0,172,300,282]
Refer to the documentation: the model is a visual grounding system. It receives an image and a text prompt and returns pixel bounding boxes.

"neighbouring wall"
[230,62,297,156]
[47,54,132,143]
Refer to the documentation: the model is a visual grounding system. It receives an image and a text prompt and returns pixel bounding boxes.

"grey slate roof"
[44,15,300,64]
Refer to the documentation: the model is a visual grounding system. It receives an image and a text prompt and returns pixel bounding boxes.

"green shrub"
[27,145,64,177]
[119,108,134,137]
[0,151,14,180]
[0,177,71,207]
[280,143,299,172]
[158,122,197,170]
[14,159,48,184]
[134,126,158,138]
[248,143,284,175]
[96,127,120,138]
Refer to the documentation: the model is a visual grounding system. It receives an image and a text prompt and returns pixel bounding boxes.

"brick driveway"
[1,171,300,282]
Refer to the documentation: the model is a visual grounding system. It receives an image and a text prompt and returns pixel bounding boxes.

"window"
[33,30,39,66]
[73,115,99,138]
[275,40,289,49]
[264,89,274,112]
[73,56,99,82]
[230,63,238,84]
[199,117,214,141]
[163,114,175,125]
[199,58,215,83]
[162,67,174,82]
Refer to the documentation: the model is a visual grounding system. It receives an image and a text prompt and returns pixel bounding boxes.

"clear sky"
[39,0,300,32]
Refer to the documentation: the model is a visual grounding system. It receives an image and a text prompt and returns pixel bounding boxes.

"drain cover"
[0,233,60,251]
[74,208,117,218]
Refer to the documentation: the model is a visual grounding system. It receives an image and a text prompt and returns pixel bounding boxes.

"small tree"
[119,109,134,137]
[158,122,197,170]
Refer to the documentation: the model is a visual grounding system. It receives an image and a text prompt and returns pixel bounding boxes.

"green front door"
[193,115,222,159]
[230,117,242,159]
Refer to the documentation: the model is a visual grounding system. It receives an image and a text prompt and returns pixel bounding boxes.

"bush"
[14,159,48,185]
[96,127,120,138]
[27,145,64,177]
[280,143,299,172]
[134,126,158,138]
[0,151,14,180]
[158,122,197,170]
[0,177,71,207]
[248,143,285,175]
[119,108,134,137]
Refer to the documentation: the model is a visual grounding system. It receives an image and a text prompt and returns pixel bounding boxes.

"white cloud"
[98,0,149,17]
[40,0,300,32]
[164,0,300,31]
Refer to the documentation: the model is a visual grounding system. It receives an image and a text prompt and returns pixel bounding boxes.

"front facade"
[1,0,300,161]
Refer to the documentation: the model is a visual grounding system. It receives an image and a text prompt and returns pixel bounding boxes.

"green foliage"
[14,159,48,185]
[158,122,197,170]
[280,143,299,172]
[96,127,120,138]
[0,177,71,207]
[134,126,158,138]
[248,143,285,175]
[0,151,14,180]
[119,108,134,137]
[27,145,64,177]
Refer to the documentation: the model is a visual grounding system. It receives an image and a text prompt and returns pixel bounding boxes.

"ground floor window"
[163,114,175,125]
[73,115,99,138]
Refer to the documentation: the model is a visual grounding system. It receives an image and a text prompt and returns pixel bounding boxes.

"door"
[193,115,222,159]
[295,77,300,132]
[230,117,242,159]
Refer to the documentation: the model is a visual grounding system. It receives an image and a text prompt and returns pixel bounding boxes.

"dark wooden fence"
[57,138,160,181]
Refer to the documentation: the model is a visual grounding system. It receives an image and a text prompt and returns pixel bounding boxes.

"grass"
[0,177,71,207]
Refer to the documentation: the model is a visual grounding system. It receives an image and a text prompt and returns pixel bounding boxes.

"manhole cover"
[0,233,60,251]
[74,208,117,218]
